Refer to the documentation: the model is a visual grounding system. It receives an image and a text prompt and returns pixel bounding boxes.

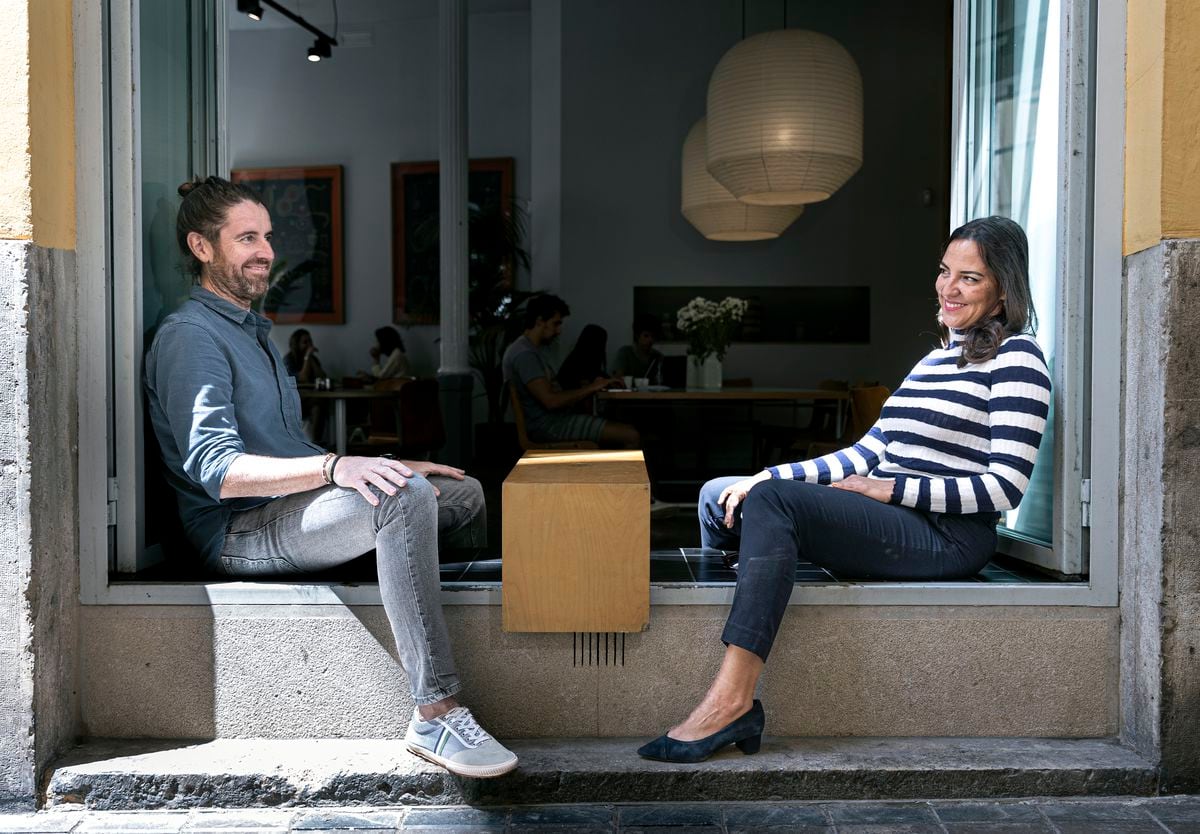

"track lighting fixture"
[244,1,339,62]
[307,37,332,62]
[237,0,264,21]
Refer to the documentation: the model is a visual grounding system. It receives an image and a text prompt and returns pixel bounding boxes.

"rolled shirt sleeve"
[150,323,245,502]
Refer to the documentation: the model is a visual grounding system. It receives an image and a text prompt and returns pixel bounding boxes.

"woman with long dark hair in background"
[369,325,411,380]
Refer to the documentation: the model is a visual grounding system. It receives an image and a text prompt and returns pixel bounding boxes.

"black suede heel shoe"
[636,700,765,763]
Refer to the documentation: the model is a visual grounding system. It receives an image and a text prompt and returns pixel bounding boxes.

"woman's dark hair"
[287,328,312,361]
[523,293,571,329]
[375,326,405,356]
[941,215,1037,366]
[176,176,264,279]
[633,313,661,339]
[558,324,609,388]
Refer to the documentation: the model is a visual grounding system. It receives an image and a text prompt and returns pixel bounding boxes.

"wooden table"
[298,387,403,455]
[502,450,649,633]
[598,387,851,438]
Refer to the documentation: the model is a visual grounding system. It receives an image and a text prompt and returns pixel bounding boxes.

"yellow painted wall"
[0,0,32,241]
[1160,0,1200,241]
[1123,0,1164,255]
[1125,0,1200,255]
[29,0,75,250]
[0,0,75,249]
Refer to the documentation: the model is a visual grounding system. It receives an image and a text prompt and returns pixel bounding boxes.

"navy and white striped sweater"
[768,332,1052,515]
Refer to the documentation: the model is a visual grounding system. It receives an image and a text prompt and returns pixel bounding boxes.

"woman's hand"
[829,474,894,504]
[333,456,416,506]
[718,472,772,528]
[400,460,466,497]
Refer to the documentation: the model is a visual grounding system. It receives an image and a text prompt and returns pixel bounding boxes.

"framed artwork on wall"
[231,165,345,324]
[390,157,515,324]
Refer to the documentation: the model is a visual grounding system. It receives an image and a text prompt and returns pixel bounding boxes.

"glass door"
[952,0,1090,575]
[111,0,226,573]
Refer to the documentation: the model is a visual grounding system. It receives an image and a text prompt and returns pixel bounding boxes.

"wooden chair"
[509,385,598,451]
[846,385,891,440]
[805,384,891,459]
[355,377,446,459]
[756,379,849,467]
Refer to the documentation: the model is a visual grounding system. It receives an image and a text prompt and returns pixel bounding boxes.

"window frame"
[76,0,1123,608]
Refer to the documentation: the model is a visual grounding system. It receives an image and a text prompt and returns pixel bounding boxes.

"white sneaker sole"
[405,741,519,779]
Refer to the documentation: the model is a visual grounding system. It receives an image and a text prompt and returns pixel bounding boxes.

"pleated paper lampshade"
[681,118,803,241]
[706,29,863,206]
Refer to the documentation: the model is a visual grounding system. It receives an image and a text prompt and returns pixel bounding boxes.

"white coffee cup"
[635,377,650,390]
[623,375,634,389]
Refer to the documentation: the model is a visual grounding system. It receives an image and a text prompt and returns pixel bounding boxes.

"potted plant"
[675,295,749,389]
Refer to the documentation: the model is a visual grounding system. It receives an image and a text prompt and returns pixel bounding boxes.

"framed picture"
[231,165,344,324]
[391,157,515,324]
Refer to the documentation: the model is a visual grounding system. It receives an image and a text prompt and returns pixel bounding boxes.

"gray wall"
[0,241,80,810]
[555,0,950,388]
[1121,238,1200,792]
[228,9,532,380]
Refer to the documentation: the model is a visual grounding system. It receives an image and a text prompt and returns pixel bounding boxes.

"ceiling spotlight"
[237,0,264,21]
[307,37,332,62]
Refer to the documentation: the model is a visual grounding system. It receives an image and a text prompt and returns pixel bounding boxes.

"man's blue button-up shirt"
[145,287,324,565]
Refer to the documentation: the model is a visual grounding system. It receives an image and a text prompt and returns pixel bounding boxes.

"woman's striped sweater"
[768,332,1052,515]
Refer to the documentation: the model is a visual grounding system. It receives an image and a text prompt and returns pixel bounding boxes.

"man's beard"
[208,252,271,305]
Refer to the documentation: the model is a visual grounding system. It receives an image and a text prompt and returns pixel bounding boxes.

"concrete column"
[436,0,473,466]
[0,0,81,810]
[529,0,562,296]
[1120,0,1200,793]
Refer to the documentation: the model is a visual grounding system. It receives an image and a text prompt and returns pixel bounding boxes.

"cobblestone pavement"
[1,796,1198,833]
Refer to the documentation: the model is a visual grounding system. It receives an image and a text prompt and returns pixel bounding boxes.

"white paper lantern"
[706,29,863,206]
[681,118,803,241]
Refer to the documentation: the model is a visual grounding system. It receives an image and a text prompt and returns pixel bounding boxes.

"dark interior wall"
[229,9,532,380]
[557,0,952,389]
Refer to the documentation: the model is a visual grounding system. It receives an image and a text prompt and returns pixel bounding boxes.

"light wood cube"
[502,450,650,632]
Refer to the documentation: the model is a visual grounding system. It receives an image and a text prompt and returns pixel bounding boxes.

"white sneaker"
[404,706,518,779]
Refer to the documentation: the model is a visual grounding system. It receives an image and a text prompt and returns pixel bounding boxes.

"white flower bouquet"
[675,296,749,364]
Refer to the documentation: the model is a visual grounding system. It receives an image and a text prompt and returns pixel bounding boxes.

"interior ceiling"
[227,0,531,31]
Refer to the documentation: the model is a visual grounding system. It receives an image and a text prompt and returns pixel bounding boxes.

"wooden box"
[501,450,650,632]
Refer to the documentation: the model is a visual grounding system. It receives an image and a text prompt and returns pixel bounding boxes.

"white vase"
[688,354,723,390]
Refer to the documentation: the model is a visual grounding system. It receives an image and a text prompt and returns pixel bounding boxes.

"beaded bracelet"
[321,452,338,485]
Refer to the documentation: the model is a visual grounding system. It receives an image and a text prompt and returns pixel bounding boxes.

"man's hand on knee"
[333,456,417,506]
[401,460,466,496]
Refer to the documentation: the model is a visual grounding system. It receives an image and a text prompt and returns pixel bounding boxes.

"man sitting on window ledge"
[143,176,516,780]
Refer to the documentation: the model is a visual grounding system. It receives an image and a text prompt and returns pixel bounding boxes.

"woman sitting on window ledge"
[637,215,1051,764]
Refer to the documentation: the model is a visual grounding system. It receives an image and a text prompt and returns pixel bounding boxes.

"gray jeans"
[217,475,486,705]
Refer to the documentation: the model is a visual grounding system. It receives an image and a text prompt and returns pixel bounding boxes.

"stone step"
[46,736,1158,811]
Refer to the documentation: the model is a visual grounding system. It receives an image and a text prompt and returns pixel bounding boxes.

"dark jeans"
[700,477,998,661]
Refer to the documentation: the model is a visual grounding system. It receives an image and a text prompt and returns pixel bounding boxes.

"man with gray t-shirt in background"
[502,295,639,448]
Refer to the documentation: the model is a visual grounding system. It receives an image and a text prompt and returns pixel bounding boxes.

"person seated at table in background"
[557,324,610,414]
[283,329,328,442]
[147,176,514,778]
[637,216,1051,763]
[284,329,327,383]
[502,294,639,448]
[365,325,411,381]
[613,314,664,382]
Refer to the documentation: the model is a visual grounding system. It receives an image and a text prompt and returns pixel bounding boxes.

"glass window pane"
[962,0,1059,547]
[138,0,206,564]
[140,0,197,338]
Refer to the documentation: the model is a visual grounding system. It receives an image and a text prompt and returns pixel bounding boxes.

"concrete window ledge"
[92,578,1105,607]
